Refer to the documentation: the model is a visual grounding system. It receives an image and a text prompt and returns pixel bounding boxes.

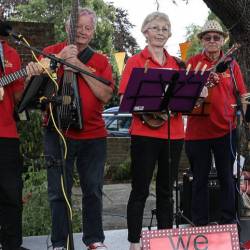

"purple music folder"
[119,68,210,113]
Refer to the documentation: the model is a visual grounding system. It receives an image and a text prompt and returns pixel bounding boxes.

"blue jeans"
[44,128,106,247]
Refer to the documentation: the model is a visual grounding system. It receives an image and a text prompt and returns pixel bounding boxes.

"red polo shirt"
[119,46,184,139]
[42,42,114,139]
[185,52,246,140]
[0,40,24,138]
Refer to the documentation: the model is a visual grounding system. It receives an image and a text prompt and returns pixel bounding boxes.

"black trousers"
[127,135,184,243]
[0,138,23,250]
[185,130,236,226]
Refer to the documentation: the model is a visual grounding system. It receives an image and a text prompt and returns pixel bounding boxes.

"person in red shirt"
[119,12,184,250]
[26,7,113,250]
[185,20,247,226]
[0,38,27,250]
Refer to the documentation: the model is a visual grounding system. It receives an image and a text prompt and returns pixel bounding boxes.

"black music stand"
[18,74,56,113]
[119,67,209,228]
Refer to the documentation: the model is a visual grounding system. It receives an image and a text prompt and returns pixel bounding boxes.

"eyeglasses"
[76,25,94,33]
[203,35,222,42]
[148,26,168,34]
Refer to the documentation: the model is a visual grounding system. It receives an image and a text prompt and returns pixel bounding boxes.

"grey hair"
[141,11,172,37]
[66,7,97,30]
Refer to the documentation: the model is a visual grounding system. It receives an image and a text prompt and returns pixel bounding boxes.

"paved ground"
[22,183,157,250]
[72,183,157,231]
[23,229,131,250]
[20,183,250,249]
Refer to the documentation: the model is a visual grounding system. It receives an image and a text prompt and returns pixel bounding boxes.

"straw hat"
[197,20,228,39]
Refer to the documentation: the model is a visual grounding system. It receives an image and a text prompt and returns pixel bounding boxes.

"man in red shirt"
[119,12,184,250]
[27,7,113,250]
[0,38,26,250]
[185,20,246,226]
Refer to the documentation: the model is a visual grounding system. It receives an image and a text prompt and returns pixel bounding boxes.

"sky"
[105,0,210,56]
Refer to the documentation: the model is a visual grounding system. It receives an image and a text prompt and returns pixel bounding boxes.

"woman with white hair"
[119,12,185,250]
[185,20,246,226]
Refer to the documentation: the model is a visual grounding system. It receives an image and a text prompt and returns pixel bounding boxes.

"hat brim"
[197,30,228,40]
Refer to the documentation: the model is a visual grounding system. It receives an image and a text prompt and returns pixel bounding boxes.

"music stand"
[119,67,209,228]
[18,74,56,113]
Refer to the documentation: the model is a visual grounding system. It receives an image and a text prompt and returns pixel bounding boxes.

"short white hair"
[141,11,172,37]
[66,7,97,30]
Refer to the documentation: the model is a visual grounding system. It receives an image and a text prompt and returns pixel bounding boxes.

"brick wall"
[106,137,130,169]
[3,21,55,66]
[106,137,190,177]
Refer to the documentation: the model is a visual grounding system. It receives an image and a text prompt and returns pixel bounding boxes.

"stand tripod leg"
[56,111,74,250]
[148,209,156,230]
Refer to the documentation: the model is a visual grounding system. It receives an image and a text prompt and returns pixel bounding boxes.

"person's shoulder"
[94,50,109,61]
[125,52,143,66]
[170,55,186,69]
[3,41,19,55]
[43,41,66,53]
[188,53,203,61]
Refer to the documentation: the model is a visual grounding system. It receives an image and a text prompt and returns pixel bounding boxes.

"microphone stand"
[14,39,111,85]
[229,63,244,236]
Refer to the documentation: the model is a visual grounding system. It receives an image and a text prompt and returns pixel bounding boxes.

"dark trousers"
[127,135,184,243]
[185,130,236,226]
[44,129,106,247]
[0,138,23,250]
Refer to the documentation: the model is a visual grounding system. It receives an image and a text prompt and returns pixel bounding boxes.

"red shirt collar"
[201,50,224,64]
[141,46,170,60]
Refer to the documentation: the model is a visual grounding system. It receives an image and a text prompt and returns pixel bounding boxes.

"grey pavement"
[20,183,250,249]
[23,229,130,250]
[22,183,157,250]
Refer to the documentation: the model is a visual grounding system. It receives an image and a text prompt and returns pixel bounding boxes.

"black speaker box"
[240,217,250,243]
[180,169,220,224]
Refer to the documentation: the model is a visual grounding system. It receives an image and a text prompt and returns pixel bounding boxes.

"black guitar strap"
[173,56,186,69]
[0,57,4,74]
[0,42,5,75]
[77,46,94,64]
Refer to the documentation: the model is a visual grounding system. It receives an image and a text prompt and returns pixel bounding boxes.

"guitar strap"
[0,42,5,74]
[173,56,186,69]
[77,46,94,64]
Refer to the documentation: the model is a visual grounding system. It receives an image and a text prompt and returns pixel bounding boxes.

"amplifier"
[180,169,220,224]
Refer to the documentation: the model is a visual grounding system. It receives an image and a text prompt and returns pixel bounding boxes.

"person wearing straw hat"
[185,20,247,226]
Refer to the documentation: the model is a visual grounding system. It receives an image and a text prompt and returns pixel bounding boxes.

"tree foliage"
[11,0,116,55]
[113,7,139,55]
[0,0,27,19]
[8,0,138,108]
[177,0,250,86]
[185,12,229,58]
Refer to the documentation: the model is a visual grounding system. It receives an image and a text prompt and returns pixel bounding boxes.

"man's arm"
[57,45,113,104]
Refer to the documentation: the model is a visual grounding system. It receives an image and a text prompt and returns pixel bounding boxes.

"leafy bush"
[22,165,82,236]
[22,166,51,236]
[109,157,131,181]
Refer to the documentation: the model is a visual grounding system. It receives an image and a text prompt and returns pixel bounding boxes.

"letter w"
[168,235,191,250]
